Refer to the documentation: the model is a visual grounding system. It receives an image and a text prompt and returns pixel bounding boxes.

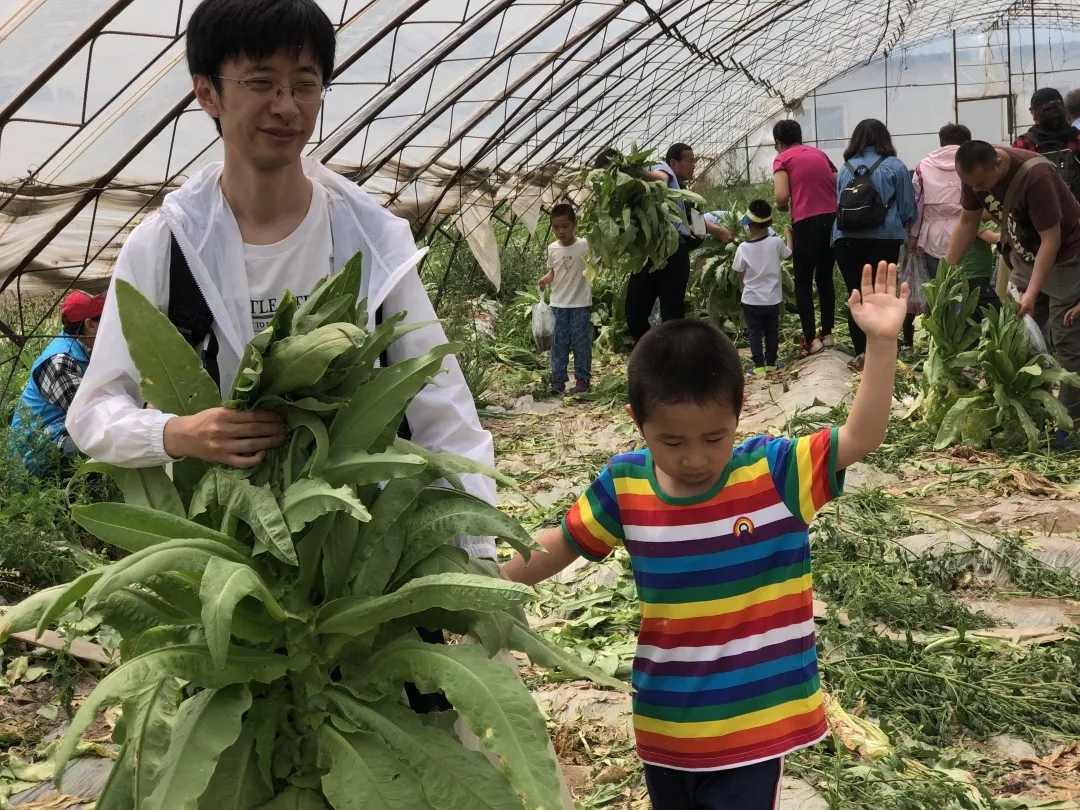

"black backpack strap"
[168,233,220,388]
[865,155,888,175]
[375,304,413,441]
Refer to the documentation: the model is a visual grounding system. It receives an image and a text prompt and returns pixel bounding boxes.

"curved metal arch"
[406,0,703,228]
[0,0,139,127]
[469,0,824,177]
[339,0,591,185]
[373,0,634,196]
[313,0,522,163]
[497,0,911,171]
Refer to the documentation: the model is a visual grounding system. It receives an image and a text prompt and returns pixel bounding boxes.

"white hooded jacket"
[67,157,496,559]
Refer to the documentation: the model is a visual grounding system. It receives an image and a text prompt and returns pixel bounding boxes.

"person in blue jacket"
[8,291,104,474]
[833,119,917,364]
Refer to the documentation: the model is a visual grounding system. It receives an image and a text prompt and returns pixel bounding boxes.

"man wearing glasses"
[68,0,497,563]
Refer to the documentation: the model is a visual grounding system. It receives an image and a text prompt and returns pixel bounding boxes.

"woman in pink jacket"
[906,124,973,355]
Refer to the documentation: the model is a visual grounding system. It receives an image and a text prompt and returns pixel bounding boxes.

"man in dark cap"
[1013,87,1080,200]
[8,291,105,472]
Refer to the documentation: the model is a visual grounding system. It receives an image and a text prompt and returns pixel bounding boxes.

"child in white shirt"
[733,200,794,375]
[539,204,593,395]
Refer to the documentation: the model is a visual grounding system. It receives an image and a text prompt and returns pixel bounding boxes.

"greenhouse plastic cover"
[0,0,1077,294]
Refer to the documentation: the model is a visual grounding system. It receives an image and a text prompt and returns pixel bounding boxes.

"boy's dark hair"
[772,119,803,147]
[666,143,693,164]
[747,199,773,227]
[187,0,336,132]
[955,140,999,173]
[843,119,896,161]
[628,320,744,425]
[592,147,618,170]
[550,203,576,223]
[939,123,971,147]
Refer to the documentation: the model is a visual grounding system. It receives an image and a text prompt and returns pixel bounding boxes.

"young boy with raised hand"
[502,262,909,810]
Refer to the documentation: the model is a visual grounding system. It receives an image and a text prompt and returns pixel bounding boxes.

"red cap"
[61,291,106,325]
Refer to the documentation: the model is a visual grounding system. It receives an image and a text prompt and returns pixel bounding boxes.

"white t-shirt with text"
[546,238,592,308]
[732,235,791,307]
[244,184,335,333]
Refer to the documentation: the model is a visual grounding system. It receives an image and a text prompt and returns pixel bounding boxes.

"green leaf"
[34,570,104,637]
[83,538,248,611]
[0,583,72,637]
[95,677,181,810]
[506,618,629,691]
[55,645,287,791]
[71,462,185,516]
[246,700,283,793]
[316,724,433,810]
[394,438,525,494]
[261,324,367,397]
[1032,389,1074,430]
[145,685,252,810]
[199,714,274,810]
[320,450,427,490]
[293,252,363,328]
[350,476,428,598]
[70,502,250,558]
[114,279,217,501]
[934,397,981,450]
[256,788,329,810]
[316,573,532,636]
[145,573,277,644]
[348,639,562,810]
[326,692,522,810]
[395,494,539,583]
[200,557,286,668]
[280,478,371,534]
[190,468,297,565]
[114,278,221,416]
[100,589,194,639]
[282,407,331,476]
[322,512,360,602]
[328,346,456,456]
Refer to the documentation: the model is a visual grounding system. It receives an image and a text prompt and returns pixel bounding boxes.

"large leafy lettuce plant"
[0,254,623,810]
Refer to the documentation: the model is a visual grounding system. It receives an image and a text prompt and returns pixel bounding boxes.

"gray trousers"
[1010,253,1080,423]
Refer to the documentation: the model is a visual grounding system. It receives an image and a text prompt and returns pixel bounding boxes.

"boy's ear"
[625,403,641,432]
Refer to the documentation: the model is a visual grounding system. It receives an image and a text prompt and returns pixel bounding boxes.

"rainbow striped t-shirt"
[562,428,843,772]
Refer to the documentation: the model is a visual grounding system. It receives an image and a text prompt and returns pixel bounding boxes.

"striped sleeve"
[766,427,845,524]
[561,463,625,561]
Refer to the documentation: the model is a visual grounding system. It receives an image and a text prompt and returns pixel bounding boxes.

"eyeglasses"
[213,76,328,105]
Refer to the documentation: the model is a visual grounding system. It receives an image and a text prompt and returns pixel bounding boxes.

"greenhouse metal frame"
[1,0,1079,363]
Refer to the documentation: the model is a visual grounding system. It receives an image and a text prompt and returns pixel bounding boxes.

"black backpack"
[1028,132,1080,201]
[837,157,891,231]
[167,233,411,440]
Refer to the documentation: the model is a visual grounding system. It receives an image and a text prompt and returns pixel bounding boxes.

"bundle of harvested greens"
[578,142,705,279]
[0,253,624,810]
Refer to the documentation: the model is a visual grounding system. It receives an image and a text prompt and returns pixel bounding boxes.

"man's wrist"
[162,415,188,460]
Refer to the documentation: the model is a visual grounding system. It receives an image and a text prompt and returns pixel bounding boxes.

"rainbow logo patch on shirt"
[733,516,755,538]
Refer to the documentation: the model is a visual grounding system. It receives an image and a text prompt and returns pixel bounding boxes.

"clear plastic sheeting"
[1,0,1079,299]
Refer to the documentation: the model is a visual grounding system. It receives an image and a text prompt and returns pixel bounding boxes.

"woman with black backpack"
[833,119,918,366]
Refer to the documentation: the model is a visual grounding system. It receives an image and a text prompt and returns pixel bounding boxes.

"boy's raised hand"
[848,261,909,342]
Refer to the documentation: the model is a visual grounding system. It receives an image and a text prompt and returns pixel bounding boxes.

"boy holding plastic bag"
[539,203,593,395]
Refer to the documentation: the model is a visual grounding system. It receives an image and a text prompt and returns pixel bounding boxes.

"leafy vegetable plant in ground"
[0,252,626,810]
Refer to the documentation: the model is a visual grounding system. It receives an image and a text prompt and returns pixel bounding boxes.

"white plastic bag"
[532,297,554,353]
[1006,282,1049,355]
[897,245,930,314]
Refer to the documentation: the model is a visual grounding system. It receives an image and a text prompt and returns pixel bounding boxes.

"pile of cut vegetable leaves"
[0,253,624,810]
